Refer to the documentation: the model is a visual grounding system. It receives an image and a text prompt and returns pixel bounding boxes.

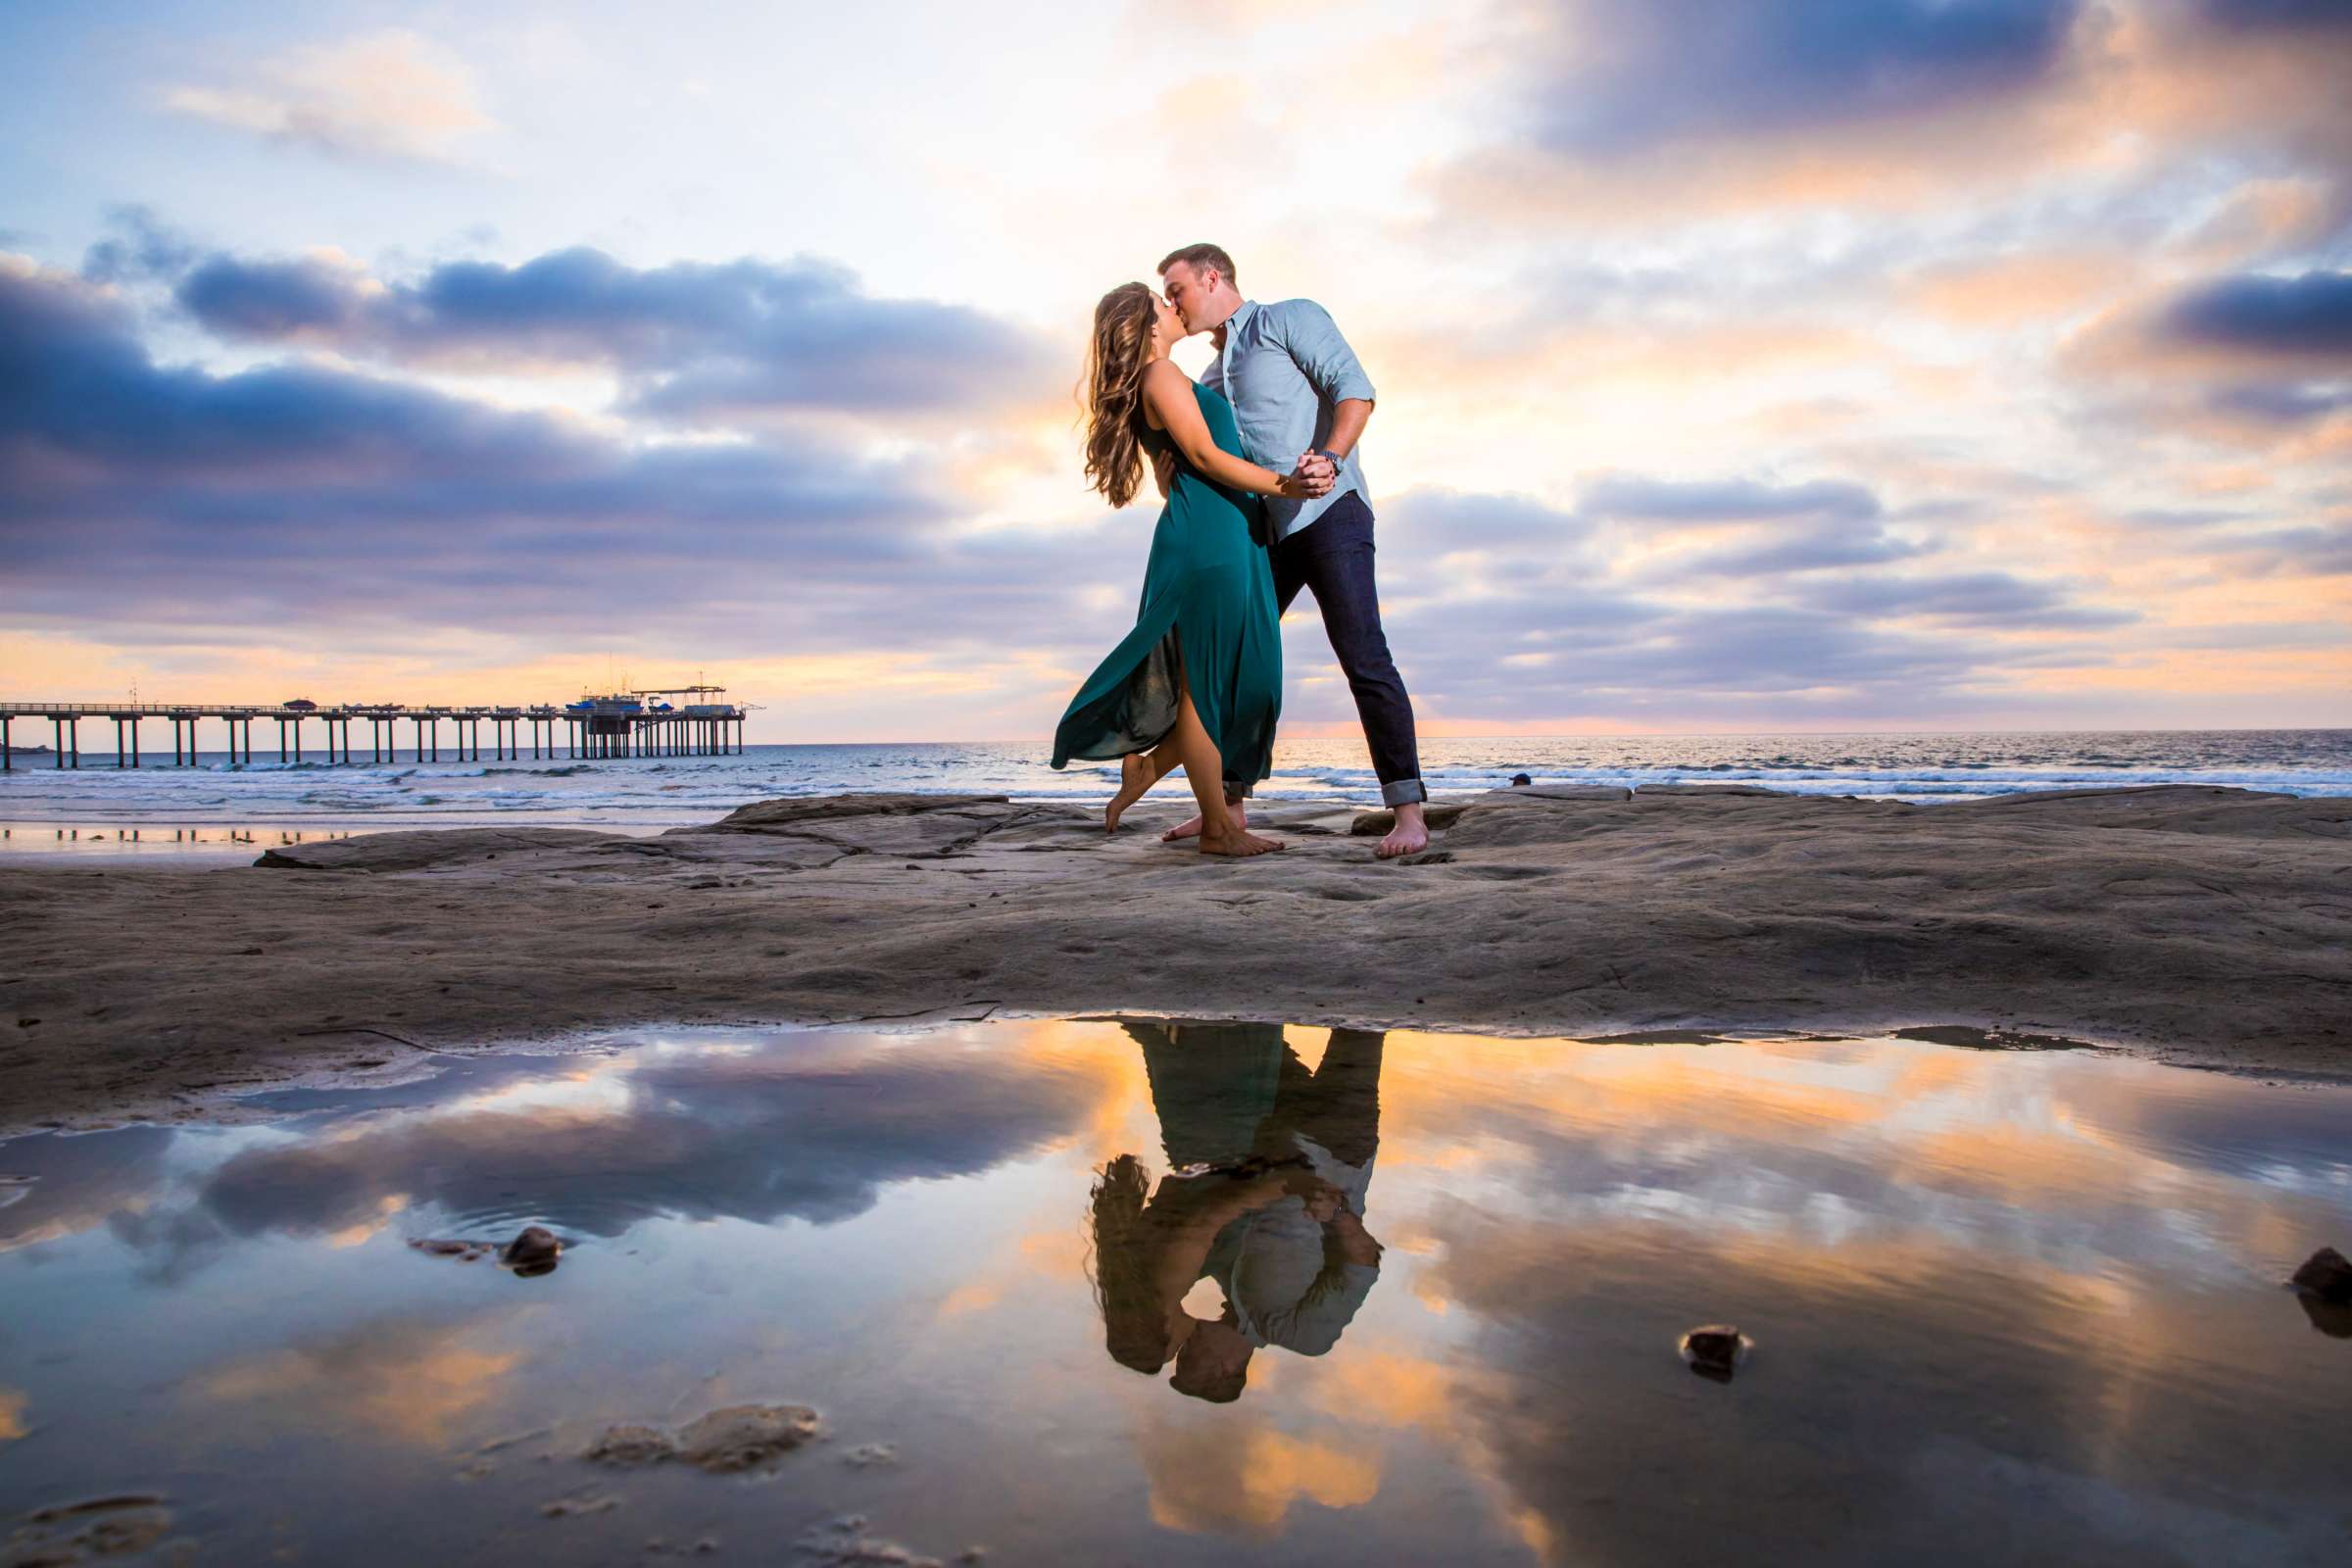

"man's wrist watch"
[1312,447,1344,470]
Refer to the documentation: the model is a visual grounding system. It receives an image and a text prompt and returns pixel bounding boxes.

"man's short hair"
[1158,243,1237,292]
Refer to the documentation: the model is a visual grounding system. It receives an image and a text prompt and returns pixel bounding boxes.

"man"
[1154,243,1431,859]
[1125,1021,1387,1404]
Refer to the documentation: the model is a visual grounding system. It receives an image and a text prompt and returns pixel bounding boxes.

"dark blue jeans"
[1233,490,1426,807]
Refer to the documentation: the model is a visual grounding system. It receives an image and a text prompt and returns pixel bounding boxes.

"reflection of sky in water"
[0,1022,2346,1566]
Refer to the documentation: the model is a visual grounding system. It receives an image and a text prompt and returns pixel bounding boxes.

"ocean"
[2,730,2347,837]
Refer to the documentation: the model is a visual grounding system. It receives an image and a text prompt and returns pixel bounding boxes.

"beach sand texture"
[1,783,2344,1133]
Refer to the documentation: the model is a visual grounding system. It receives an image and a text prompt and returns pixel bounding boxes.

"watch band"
[1312,447,1344,469]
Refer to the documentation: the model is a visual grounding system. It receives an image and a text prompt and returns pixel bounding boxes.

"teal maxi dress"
[1052,380,1282,787]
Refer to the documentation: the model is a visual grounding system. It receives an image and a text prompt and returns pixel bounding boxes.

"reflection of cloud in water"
[1138,1412,1380,1537]
[1382,1035,2339,1284]
[195,1033,1113,1242]
[0,1386,27,1443]
[1414,1214,2348,1566]
[195,1313,526,1449]
[0,1128,172,1253]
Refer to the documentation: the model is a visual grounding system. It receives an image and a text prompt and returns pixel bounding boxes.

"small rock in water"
[843,1442,898,1469]
[1679,1325,1750,1383]
[2290,1247,2352,1304]
[540,1490,622,1519]
[677,1403,822,1473]
[12,1494,175,1561]
[795,1514,945,1568]
[586,1425,679,1468]
[503,1225,564,1276]
[1510,773,1533,787]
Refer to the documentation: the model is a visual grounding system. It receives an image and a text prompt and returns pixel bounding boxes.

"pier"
[0,688,752,768]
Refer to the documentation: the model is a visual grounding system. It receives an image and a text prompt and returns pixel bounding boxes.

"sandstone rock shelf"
[1,784,2345,1133]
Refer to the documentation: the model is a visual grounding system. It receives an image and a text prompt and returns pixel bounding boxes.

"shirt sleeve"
[1254,1258,1380,1357]
[1274,300,1376,407]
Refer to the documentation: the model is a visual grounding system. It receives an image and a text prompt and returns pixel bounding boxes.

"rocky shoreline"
[1,783,2346,1134]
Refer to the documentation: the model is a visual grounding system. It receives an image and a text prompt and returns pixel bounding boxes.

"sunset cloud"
[1,0,2344,732]
[161,28,496,164]
[172,244,1061,421]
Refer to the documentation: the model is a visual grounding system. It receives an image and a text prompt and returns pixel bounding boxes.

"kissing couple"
[1050,243,1430,860]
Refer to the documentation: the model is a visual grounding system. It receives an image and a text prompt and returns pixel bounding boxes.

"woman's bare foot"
[1198,825,1284,858]
[1105,754,1152,834]
[1161,798,1247,842]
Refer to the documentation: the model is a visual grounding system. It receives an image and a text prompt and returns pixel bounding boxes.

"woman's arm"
[1143,362,1310,500]
[1141,1168,1292,1305]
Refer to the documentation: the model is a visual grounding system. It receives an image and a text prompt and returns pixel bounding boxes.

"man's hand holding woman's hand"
[1277,451,1337,502]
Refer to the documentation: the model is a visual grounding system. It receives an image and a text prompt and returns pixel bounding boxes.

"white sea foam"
[2,731,2346,830]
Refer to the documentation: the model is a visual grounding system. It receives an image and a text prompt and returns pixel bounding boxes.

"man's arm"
[1277,301,1376,470]
[1320,399,1372,464]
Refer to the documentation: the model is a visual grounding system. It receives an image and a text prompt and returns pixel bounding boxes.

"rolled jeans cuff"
[1381,777,1428,807]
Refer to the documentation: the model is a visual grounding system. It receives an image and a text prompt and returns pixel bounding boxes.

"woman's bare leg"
[1163,661,1281,858]
[1104,749,1176,834]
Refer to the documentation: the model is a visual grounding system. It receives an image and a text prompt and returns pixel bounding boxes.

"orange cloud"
[195,1313,528,1448]
[1140,1415,1382,1536]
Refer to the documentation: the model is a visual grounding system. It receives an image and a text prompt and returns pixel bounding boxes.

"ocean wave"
[4,732,2346,829]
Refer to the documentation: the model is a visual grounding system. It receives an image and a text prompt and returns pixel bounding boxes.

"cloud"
[1577,475,1884,526]
[0,253,1138,685]
[2161,269,2352,358]
[1799,570,2140,628]
[1326,481,2143,729]
[1427,0,2352,236]
[77,205,201,286]
[2187,0,2352,32]
[1527,0,2084,157]
[2204,520,2352,575]
[160,28,496,163]
[2064,267,2352,448]
[196,1314,522,1447]
[190,1032,1112,1241]
[1569,475,1926,583]
[172,244,1060,424]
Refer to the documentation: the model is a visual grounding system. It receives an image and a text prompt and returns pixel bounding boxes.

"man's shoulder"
[1258,297,1339,331]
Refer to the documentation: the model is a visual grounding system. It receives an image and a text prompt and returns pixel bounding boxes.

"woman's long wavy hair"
[1086,1152,1173,1374]
[1080,282,1160,511]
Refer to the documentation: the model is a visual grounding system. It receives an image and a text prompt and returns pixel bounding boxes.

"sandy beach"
[0,782,2343,1134]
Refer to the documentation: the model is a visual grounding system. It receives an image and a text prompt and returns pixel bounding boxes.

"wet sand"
[0,783,2345,1133]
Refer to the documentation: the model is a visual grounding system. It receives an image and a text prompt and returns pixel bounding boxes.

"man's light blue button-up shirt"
[1200,298,1375,542]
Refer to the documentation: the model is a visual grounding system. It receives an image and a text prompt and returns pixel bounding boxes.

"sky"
[2,0,2347,741]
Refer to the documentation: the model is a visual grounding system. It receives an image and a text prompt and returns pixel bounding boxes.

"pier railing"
[0,699,754,769]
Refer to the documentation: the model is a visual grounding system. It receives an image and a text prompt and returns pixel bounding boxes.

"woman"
[1052,282,1319,857]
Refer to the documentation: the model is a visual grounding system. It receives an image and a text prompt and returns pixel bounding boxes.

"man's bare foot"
[1162,799,1247,843]
[1199,825,1284,858]
[1105,754,1152,834]
[1376,802,1430,859]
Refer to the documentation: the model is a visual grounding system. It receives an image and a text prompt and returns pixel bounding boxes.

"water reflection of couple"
[1089,1022,1385,1403]
[1050,243,1430,860]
